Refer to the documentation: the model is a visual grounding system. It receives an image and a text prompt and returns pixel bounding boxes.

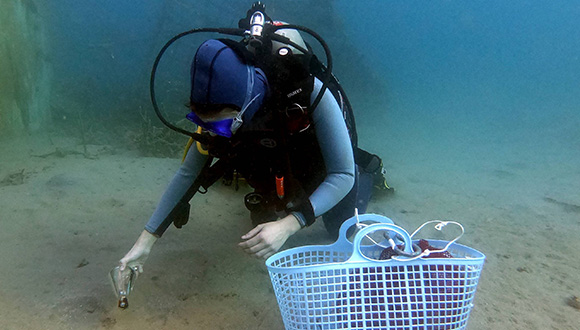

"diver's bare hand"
[238,214,301,259]
[119,230,158,274]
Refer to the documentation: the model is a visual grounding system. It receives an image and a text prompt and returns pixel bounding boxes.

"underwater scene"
[1,1,579,329]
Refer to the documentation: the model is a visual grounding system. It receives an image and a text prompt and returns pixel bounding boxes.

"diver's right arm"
[119,146,207,273]
[145,146,208,236]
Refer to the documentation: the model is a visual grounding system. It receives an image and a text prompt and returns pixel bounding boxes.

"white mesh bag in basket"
[265,214,485,330]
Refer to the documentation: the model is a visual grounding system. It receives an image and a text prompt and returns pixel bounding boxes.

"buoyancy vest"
[203,39,326,212]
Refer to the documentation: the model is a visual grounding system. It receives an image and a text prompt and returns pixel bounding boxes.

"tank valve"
[249,11,265,48]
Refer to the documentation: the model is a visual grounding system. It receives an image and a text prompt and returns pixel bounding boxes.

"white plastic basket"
[265,214,485,330]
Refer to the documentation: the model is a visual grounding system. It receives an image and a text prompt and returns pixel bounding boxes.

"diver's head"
[187,39,268,138]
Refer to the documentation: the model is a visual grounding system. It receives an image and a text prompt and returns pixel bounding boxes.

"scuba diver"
[117,2,390,283]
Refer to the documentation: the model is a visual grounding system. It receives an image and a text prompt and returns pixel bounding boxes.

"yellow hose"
[195,127,209,156]
[182,127,209,163]
[182,137,194,163]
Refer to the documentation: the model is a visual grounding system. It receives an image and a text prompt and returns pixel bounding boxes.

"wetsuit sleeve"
[144,147,208,236]
[307,79,356,217]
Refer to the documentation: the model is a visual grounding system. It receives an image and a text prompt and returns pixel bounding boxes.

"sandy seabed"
[0,131,579,330]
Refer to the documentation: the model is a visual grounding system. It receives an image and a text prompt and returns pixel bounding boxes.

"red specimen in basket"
[378,246,400,260]
[379,239,454,260]
[418,239,454,258]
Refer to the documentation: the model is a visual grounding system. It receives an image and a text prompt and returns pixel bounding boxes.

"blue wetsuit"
[145,79,355,236]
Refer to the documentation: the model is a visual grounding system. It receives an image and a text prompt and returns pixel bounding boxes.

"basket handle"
[400,220,465,261]
[348,222,414,263]
[337,213,395,245]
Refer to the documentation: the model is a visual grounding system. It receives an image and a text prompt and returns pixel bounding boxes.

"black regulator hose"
[149,28,245,142]
[149,24,333,141]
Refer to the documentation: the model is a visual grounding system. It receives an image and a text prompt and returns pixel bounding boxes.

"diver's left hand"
[238,214,301,259]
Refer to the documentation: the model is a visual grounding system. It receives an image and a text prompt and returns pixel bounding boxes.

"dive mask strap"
[230,64,260,134]
[231,93,261,134]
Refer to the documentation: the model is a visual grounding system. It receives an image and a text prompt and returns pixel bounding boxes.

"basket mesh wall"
[269,247,484,330]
